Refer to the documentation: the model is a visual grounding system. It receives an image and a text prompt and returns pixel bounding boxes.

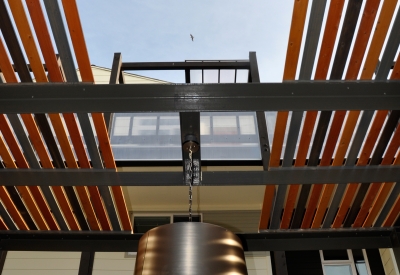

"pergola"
[0,0,399,273]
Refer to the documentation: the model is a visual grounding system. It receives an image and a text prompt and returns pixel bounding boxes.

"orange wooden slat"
[360,0,398,79]
[0,131,49,229]
[352,124,400,227]
[312,111,361,228]
[283,0,310,80]
[62,0,132,230]
[7,0,47,82]
[63,115,111,230]
[363,152,400,226]
[0,186,28,230]
[314,0,346,80]
[280,111,318,228]
[26,0,107,231]
[300,111,347,228]
[0,33,81,231]
[259,185,275,230]
[260,0,309,230]
[0,217,8,230]
[382,195,400,227]
[286,0,347,229]
[332,110,389,227]
[269,112,290,167]
[345,0,382,80]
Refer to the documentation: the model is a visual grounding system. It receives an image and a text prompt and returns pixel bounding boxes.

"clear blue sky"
[76,0,294,83]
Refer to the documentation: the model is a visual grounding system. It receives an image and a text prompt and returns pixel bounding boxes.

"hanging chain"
[188,148,193,222]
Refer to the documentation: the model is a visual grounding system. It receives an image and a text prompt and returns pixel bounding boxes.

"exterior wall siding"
[2,251,81,275]
[380,249,400,275]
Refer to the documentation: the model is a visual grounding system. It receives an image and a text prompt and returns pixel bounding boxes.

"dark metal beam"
[121,61,250,70]
[78,252,94,275]
[1,81,399,114]
[0,227,397,252]
[105,52,123,131]
[0,165,398,186]
[0,251,7,274]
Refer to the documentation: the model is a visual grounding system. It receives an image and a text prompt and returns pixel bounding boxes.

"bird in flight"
[190,34,194,41]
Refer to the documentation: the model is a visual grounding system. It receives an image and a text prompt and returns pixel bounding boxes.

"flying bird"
[190,34,194,41]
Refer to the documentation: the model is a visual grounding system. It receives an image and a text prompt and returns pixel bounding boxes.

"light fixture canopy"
[134,222,248,275]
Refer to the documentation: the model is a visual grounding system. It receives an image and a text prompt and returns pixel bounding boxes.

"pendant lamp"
[134,222,248,275]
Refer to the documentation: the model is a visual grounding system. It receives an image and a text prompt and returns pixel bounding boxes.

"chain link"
[188,148,193,222]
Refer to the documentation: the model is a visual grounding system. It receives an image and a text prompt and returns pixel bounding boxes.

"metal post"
[393,247,400,272]
[273,251,288,275]
[105,53,123,132]
[78,251,95,275]
[0,251,7,274]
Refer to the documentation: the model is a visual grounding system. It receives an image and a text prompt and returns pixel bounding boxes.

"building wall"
[2,251,272,275]
[2,251,81,275]
[380,249,400,275]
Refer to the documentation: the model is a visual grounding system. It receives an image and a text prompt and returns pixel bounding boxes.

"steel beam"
[0,82,399,113]
[121,61,250,70]
[0,227,397,252]
[0,165,398,186]
[78,252,94,275]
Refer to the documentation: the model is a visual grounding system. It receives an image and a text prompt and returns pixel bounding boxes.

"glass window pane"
[323,265,352,275]
[236,69,249,83]
[200,116,211,135]
[203,70,219,83]
[159,116,180,135]
[213,116,238,135]
[220,70,235,83]
[113,116,131,136]
[190,70,202,83]
[131,116,157,136]
[239,116,256,135]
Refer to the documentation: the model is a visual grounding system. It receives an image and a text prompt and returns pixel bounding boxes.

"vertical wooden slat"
[353,127,400,227]
[0,133,47,229]
[8,0,89,230]
[61,0,132,230]
[360,0,398,79]
[263,0,309,229]
[26,0,102,231]
[0,218,8,230]
[382,196,400,227]
[0,31,77,231]
[281,0,347,229]
[42,0,120,230]
[332,111,388,227]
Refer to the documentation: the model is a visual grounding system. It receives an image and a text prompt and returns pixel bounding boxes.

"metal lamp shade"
[134,222,248,275]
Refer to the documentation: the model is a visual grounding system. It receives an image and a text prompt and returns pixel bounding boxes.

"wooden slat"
[0,30,81,231]
[61,0,132,230]
[26,0,103,231]
[0,131,49,229]
[345,0,381,79]
[310,0,397,224]
[382,195,400,227]
[282,0,347,229]
[0,217,8,230]
[0,186,28,230]
[280,111,317,228]
[360,0,398,79]
[353,127,400,227]
[259,185,275,229]
[332,110,388,227]
[314,0,346,80]
[300,111,346,228]
[363,152,400,226]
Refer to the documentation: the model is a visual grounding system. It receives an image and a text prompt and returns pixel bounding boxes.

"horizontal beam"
[0,227,397,251]
[0,165,399,186]
[0,81,399,113]
[121,61,250,70]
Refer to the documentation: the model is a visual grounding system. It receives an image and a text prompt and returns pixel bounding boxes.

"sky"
[75,0,295,83]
